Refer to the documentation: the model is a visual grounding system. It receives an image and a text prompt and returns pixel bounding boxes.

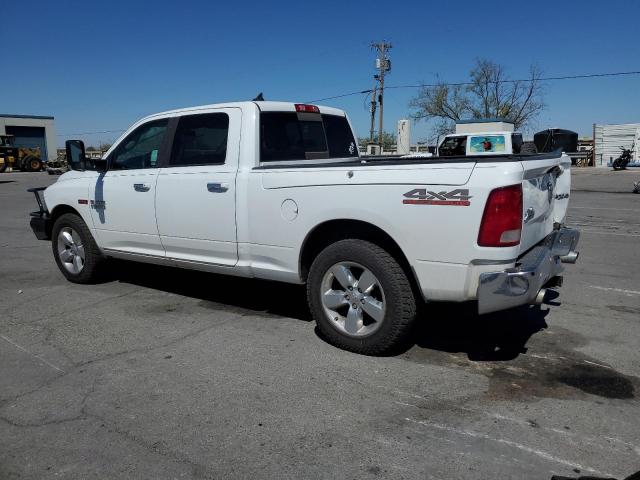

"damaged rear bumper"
[477,227,580,314]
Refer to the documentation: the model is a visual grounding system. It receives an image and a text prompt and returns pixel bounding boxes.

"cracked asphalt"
[1,169,639,479]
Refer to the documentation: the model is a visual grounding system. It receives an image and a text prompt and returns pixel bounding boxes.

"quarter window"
[110,119,168,170]
[170,113,229,166]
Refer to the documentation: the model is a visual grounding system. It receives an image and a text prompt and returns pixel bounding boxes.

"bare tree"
[410,59,545,133]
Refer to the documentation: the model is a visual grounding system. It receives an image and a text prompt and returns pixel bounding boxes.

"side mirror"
[65,140,86,171]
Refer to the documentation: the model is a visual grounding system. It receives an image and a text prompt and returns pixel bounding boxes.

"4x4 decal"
[403,188,472,206]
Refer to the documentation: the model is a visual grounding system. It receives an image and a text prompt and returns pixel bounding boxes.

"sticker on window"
[150,149,158,166]
[469,135,505,153]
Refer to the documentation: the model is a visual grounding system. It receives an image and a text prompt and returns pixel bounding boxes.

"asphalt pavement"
[1,168,639,479]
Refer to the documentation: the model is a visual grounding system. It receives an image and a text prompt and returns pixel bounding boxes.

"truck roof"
[139,101,346,123]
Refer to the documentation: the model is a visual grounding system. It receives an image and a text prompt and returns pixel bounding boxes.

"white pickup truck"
[29,101,579,354]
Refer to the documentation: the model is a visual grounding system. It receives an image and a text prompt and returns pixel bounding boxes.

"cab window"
[110,119,168,170]
[439,136,466,157]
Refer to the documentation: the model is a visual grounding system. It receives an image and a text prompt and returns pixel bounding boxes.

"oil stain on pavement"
[402,303,637,401]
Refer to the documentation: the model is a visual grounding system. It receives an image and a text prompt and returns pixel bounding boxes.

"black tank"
[534,129,578,153]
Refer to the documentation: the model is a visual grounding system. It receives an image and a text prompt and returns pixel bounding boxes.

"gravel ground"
[1,168,639,480]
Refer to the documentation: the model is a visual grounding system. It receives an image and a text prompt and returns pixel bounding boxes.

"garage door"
[5,126,47,160]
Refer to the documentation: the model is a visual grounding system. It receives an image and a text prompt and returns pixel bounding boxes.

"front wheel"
[307,239,417,355]
[51,213,105,283]
[26,157,43,172]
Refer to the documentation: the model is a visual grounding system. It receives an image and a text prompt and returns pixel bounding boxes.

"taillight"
[478,184,523,247]
[295,104,320,113]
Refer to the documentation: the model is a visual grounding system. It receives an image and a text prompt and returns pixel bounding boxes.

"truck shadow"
[111,260,553,362]
[408,299,553,361]
[110,261,312,322]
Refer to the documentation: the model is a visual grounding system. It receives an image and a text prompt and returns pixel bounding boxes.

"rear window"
[260,112,357,163]
[439,136,466,157]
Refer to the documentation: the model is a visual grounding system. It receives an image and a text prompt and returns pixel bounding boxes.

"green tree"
[358,131,396,149]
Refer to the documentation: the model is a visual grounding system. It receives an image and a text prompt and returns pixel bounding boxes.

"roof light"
[295,104,320,113]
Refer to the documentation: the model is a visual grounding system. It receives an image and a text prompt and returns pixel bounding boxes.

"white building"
[593,122,640,167]
[0,114,57,162]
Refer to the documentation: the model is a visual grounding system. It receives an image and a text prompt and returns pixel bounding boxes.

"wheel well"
[299,219,418,289]
[49,205,82,236]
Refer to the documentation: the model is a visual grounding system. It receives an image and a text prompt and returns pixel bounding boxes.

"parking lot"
[1,169,639,479]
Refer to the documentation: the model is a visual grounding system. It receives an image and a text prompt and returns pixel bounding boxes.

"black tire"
[520,142,538,155]
[307,239,417,355]
[24,156,43,172]
[51,213,105,283]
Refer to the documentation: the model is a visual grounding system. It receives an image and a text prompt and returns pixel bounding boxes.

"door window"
[110,119,168,170]
[170,113,229,166]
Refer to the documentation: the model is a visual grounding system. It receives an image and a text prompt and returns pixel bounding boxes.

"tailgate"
[519,153,571,253]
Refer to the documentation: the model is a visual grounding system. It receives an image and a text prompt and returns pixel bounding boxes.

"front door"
[89,118,170,256]
[155,108,240,266]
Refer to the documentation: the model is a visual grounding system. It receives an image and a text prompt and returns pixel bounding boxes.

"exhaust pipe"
[534,288,548,306]
[560,251,579,264]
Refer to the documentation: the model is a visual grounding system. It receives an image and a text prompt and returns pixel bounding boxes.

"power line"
[307,69,640,103]
[56,69,640,137]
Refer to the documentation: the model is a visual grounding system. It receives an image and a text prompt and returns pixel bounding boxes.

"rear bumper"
[477,227,580,314]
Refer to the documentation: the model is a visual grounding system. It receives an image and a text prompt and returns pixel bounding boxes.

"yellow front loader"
[0,135,44,172]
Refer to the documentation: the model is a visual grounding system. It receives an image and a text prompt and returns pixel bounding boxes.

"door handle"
[207,182,229,193]
[133,183,151,192]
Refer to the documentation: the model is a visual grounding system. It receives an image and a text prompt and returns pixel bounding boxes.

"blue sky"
[2,0,639,147]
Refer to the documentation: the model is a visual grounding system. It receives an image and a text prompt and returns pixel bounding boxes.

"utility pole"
[371,41,392,151]
[368,83,378,144]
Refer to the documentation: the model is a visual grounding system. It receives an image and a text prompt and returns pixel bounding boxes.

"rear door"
[155,108,241,266]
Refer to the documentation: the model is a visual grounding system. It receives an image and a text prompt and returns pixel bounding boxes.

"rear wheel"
[307,239,417,355]
[51,213,105,283]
